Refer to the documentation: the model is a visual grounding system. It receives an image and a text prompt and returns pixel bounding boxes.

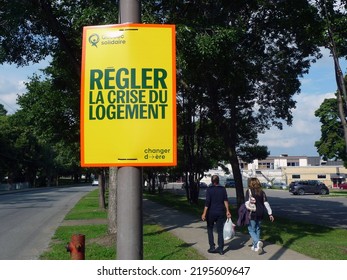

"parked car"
[91,179,99,186]
[225,178,236,188]
[289,180,329,195]
[270,182,287,190]
[261,182,271,188]
[199,182,208,188]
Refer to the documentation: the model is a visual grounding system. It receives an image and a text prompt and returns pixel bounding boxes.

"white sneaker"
[251,245,255,251]
[257,241,263,255]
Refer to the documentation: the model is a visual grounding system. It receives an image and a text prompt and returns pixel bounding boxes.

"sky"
[0,49,346,157]
[0,61,49,114]
[259,48,347,157]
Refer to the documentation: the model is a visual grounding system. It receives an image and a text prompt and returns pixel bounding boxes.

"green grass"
[40,224,115,260]
[64,190,107,220]
[143,192,206,216]
[41,189,347,260]
[143,223,204,260]
[261,217,347,259]
[40,189,204,260]
[40,223,204,260]
[328,189,347,197]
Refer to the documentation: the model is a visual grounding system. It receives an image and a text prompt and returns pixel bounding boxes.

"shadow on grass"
[145,189,347,259]
[258,215,342,259]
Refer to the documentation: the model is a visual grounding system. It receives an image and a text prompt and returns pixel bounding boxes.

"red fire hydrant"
[66,234,85,260]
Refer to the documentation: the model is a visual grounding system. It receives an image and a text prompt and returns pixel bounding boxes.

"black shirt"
[205,185,228,215]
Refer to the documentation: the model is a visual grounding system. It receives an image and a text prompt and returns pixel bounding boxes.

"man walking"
[201,175,231,255]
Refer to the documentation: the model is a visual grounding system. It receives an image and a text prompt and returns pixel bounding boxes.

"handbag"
[245,189,256,212]
[223,218,235,241]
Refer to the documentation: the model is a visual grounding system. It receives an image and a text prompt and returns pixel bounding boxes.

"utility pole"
[116,0,143,260]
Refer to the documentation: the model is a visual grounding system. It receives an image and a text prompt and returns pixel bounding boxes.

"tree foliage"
[0,1,120,183]
[315,96,347,166]
[0,112,44,185]
[0,1,329,207]
[0,104,7,116]
[315,0,347,162]
[151,0,324,205]
[0,0,119,73]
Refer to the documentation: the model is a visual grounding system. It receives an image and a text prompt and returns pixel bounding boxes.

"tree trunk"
[333,63,347,156]
[98,172,106,210]
[228,146,245,208]
[325,6,347,156]
[336,89,347,151]
[221,115,245,208]
[108,167,117,234]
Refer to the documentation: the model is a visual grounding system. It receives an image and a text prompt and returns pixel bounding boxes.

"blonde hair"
[248,177,262,195]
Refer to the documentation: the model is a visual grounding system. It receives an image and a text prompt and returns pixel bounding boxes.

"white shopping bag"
[223,218,235,241]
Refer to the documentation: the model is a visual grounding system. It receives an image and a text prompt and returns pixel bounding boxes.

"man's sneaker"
[207,247,216,253]
[257,241,263,255]
[251,245,255,251]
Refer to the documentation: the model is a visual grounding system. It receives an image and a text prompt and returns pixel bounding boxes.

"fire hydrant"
[66,234,85,260]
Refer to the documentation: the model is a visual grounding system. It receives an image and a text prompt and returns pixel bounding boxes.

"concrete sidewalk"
[143,199,313,260]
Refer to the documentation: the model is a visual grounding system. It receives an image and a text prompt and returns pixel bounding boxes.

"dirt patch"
[60,218,115,247]
[88,233,116,247]
[61,217,155,248]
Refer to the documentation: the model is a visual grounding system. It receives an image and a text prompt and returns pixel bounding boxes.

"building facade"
[239,154,346,187]
[201,155,346,188]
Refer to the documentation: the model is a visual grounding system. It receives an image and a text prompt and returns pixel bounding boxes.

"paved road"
[226,188,347,229]
[165,184,347,230]
[0,185,95,260]
[167,185,347,229]
[261,189,347,229]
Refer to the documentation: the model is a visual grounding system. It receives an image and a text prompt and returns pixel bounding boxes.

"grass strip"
[40,189,204,260]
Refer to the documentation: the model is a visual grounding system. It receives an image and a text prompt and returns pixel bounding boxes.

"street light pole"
[119,0,141,23]
[116,0,143,260]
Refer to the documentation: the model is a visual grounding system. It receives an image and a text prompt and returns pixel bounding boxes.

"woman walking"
[245,178,274,254]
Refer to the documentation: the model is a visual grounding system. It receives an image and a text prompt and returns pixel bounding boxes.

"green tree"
[0,114,13,180]
[0,104,7,116]
[14,75,78,185]
[0,1,119,184]
[238,145,269,165]
[0,1,327,208]
[0,0,119,74]
[0,112,44,186]
[1,1,125,235]
[315,96,347,166]
[314,0,347,157]
[156,0,324,205]
[177,88,225,203]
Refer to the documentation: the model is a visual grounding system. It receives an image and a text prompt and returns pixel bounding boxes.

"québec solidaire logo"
[89,32,126,47]
[88,34,100,47]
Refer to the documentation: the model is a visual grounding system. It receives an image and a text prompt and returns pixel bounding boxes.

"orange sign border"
[80,23,176,167]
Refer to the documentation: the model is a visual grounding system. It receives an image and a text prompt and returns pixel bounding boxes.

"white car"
[271,182,287,189]
[91,179,98,186]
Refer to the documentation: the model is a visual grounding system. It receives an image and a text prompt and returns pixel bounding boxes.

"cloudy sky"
[0,61,49,114]
[0,49,346,157]
[259,48,347,157]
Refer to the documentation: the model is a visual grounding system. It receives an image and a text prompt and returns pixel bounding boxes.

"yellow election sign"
[80,24,176,167]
